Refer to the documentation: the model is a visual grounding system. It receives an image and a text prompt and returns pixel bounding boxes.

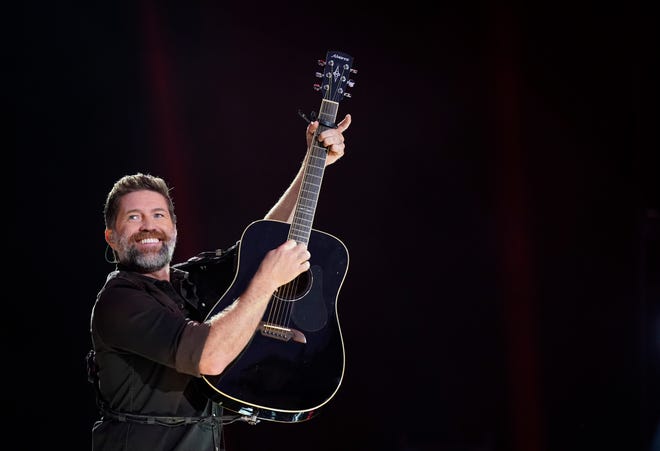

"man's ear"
[105,229,115,246]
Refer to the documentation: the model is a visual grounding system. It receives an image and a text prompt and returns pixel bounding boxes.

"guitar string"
[268,133,313,329]
[282,62,341,330]
[268,138,315,331]
[267,59,345,334]
[282,139,317,327]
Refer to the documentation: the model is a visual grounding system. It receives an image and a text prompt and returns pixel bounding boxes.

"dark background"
[10,1,658,450]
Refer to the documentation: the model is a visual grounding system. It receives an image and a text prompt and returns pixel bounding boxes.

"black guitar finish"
[200,50,356,423]
[202,220,348,422]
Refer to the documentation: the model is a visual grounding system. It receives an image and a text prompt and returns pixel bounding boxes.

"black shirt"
[90,266,221,451]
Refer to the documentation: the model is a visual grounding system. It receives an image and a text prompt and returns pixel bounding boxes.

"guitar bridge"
[258,321,307,344]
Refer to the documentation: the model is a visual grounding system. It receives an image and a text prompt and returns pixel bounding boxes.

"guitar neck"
[288,99,339,245]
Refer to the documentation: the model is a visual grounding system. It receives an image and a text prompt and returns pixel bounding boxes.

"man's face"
[107,190,177,272]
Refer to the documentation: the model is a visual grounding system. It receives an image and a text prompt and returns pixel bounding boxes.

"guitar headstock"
[315,50,356,103]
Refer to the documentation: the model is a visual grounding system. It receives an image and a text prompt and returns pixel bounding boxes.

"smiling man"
[88,114,351,451]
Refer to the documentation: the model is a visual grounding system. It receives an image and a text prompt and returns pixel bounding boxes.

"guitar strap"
[172,242,239,319]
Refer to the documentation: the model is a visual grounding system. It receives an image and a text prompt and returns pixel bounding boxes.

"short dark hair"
[104,173,177,229]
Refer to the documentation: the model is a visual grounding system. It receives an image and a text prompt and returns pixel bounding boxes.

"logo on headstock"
[330,53,350,61]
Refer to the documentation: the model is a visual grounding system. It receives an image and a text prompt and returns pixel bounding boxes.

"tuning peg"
[317,59,325,66]
[347,79,355,88]
[350,68,358,74]
[343,92,352,98]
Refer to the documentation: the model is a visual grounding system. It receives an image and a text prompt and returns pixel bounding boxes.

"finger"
[283,239,297,250]
[307,120,319,136]
[320,128,345,145]
[335,114,351,133]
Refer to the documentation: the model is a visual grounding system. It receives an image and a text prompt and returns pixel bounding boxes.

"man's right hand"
[256,239,311,290]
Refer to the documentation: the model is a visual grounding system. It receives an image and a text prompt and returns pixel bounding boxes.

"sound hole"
[273,270,313,301]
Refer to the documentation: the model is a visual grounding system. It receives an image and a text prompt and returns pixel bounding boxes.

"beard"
[115,229,177,273]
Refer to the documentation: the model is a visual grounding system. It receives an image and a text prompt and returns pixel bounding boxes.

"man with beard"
[88,114,351,451]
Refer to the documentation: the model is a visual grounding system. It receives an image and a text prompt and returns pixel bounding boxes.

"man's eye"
[128,214,140,221]
[154,213,166,219]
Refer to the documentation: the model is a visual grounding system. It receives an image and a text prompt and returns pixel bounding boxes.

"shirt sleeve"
[92,273,211,377]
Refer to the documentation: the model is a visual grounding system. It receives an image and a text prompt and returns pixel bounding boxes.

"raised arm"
[265,114,352,222]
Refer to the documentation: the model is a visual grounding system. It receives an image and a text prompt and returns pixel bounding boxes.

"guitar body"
[201,219,349,422]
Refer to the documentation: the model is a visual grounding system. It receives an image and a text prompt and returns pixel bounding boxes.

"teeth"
[140,238,159,244]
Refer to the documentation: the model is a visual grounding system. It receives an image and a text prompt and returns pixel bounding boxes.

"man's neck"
[142,265,171,281]
[117,262,171,281]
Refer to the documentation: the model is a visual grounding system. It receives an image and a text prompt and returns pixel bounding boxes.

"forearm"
[198,276,277,375]
[265,113,349,222]
[264,164,304,222]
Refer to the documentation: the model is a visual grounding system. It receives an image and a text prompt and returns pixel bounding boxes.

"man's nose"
[140,217,157,230]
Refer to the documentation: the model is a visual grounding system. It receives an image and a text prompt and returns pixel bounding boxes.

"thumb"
[336,114,351,133]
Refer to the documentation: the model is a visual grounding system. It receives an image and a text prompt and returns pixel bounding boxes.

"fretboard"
[288,99,339,245]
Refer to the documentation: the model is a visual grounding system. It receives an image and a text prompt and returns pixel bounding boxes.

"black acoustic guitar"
[199,50,356,423]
